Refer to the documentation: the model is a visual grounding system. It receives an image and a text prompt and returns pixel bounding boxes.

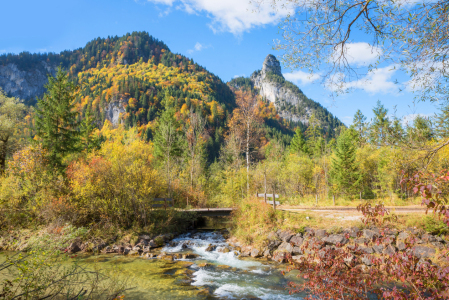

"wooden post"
[164,198,166,210]
[316,194,318,206]
[273,186,276,211]
[264,172,267,204]
[333,195,335,206]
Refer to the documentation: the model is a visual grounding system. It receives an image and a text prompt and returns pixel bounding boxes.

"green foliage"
[330,128,362,196]
[423,215,448,235]
[0,90,26,172]
[35,67,80,171]
[290,128,308,155]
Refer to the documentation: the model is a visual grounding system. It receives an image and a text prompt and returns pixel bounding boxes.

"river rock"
[422,233,437,243]
[344,227,359,238]
[144,253,155,258]
[205,244,216,252]
[362,229,378,240]
[361,255,373,266]
[272,251,289,263]
[277,241,294,253]
[251,248,261,258]
[67,241,81,254]
[307,237,325,249]
[412,246,436,259]
[373,244,384,253]
[382,244,396,256]
[148,240,157,248]
[360,247,374,254]
[268,240,282,249]
[397,231,409,241]
[292,246,303,255]
[354,238,368,245]
[290,235,303,246]
[322,234,348,246]
[278,231,294,242]
[396,240,406,251]
[314,229,327,239]
[128,250,139,256]
[431,241,444,249]
[291,255,305,262]
[218,246,230,253]
[182,253,199,259]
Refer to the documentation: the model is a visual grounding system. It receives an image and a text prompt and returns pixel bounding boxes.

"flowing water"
[0,231,306,299]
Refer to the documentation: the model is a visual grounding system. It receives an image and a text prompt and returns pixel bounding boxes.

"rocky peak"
[262,54,283,78]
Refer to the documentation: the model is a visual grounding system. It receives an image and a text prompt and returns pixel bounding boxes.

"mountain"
[229,54,343,138]
[0,32,235,130]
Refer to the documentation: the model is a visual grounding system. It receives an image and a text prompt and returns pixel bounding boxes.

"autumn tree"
[35,67,80,171]
[0,89,26,172]
[227,89,263,193]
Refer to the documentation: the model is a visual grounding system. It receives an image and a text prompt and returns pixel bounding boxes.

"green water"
[0,231,305,299]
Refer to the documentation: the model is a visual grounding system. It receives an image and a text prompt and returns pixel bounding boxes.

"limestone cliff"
[234,54,343,133]
[0,62,56,104]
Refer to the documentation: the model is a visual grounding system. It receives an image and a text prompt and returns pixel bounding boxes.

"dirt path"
[278,205,428,221]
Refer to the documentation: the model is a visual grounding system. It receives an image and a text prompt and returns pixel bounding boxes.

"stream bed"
[1,231,306,299]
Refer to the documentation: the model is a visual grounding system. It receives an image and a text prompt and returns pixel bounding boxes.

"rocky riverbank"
[226,225,447,267]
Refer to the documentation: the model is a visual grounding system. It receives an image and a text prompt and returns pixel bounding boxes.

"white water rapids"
[162,231,304,299]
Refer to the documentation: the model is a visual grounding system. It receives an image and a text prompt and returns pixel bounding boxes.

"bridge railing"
[152,198,173,210]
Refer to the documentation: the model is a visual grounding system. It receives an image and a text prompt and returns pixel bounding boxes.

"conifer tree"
[290,128,308,155]
[352,109,367,147]
[435,103,449,138]
[35,67,80,171]
[79,110,99,152]
[369,101,390,145]
[330,128,362,197]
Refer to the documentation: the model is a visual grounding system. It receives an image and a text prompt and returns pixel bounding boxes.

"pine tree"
[435,103,449,138]
[352,109,367,147]
[35,67,80,171]
[369,101,390,145]
[330,128,362,197]
[79,110,99,152]
[290,128,308,155]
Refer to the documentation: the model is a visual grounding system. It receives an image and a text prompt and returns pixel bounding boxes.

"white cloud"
[147,0,294,34]
[333,42,382,67]
[283,70,320,85]
[327,65,399,94]
[37,48,47,53]
[233,74,245,78]
[187,42,210,54]
[0,50,6,54]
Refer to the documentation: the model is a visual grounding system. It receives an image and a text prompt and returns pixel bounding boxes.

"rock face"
[105,100,127,126]
[250,55,311,123]
[0,62,57,103]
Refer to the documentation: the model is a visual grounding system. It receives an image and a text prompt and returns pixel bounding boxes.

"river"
[0,230,306,299]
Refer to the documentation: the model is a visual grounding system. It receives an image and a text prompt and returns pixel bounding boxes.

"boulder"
[67,241,81,254]
[382,245,396,256]
[218,246,230,253]
[373,244,385,254]
[263,248,271,257]
[412,246,436,259]
[344,227,360,238]
[421,233,437,243]
[314,229,327,239]
[272,251,289,263]
[322,234,348,246]
[251,248,261,258]
[292,246,303,255]
[397,231,409,241]
[277,241,294,254]
[128,250,139,256]
[205,244,216,252]
[268,240,282,249]
[139,234,151,240]
[396,241,406,251]
[291,255,305,262]
[307,237,325,249]
[431,241,444,249]
[362,229,378,240]
[361,247,374,254]
[278,231,294,242]
[354,238,368,245]
[182,253,198,259]
[144,253,155,258]
[290,235,303,246]
[148,240,157,248]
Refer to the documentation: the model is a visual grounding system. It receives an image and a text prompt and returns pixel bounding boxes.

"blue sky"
[0,0,438,126]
